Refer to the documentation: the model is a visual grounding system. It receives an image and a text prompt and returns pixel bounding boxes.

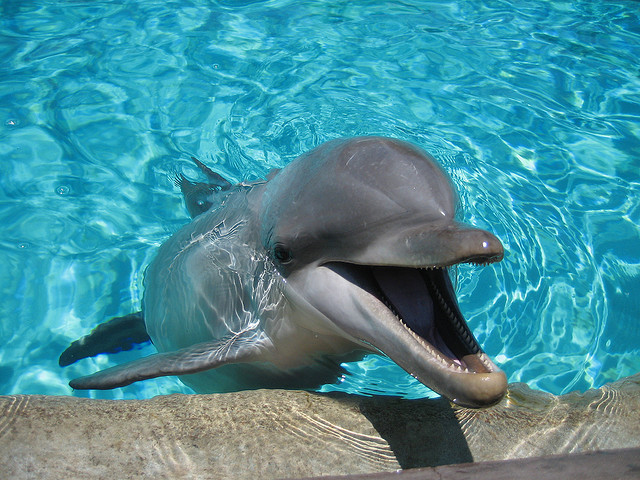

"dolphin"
[63,136,507,408]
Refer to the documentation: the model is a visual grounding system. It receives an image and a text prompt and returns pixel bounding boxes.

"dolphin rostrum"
[63,137,507,408]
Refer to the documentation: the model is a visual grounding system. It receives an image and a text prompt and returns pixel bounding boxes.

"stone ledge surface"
[1,374,639,479]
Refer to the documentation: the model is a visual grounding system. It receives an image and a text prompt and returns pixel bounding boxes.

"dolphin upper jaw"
[341,220,505,269]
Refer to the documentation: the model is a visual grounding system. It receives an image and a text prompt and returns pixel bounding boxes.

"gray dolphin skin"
[67,137,507,408]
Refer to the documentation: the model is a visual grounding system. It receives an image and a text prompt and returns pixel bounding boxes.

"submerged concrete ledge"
[1,374,639,479]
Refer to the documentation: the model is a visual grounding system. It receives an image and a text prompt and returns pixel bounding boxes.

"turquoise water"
[0,0,638,401]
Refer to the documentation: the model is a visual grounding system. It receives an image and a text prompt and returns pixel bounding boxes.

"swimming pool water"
[0,0,638,400]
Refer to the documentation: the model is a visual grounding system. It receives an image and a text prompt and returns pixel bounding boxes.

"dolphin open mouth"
[370,266,490,372]
[324,258,506,408]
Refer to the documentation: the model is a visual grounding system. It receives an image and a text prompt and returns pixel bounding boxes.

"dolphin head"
[260,137,506,408]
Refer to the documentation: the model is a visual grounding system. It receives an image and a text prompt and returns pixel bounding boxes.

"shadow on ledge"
[358,395,472,468]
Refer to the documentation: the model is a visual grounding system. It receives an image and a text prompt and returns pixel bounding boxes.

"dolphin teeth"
[400,318,439,360]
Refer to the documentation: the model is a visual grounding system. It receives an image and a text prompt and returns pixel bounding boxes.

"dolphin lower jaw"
[391,333,507,408]
[317,262,506,408]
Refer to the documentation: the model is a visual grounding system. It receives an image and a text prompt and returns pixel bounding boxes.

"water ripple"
[0,0,638,398]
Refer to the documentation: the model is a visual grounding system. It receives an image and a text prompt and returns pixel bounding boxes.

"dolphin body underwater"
[61,137,507,408]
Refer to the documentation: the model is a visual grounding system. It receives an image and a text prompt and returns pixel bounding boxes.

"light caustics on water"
[0,0,638,400]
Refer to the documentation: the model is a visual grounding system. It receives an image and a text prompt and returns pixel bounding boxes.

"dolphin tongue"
[371,267,459,362]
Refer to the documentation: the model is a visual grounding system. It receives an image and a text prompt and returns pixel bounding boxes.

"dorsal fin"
[177,156,233,218]
[175,174,217,218]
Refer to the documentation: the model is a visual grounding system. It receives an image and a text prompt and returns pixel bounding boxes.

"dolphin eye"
[273,244,293,264]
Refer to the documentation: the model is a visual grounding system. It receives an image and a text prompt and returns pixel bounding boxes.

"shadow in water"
[357,395,472,468]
